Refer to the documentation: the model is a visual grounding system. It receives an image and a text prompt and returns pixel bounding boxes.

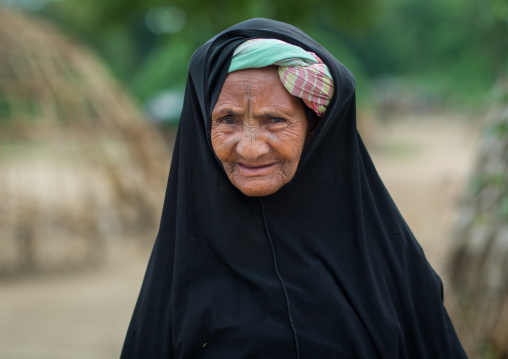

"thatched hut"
[0,6,171,274]
[449,83,508,358]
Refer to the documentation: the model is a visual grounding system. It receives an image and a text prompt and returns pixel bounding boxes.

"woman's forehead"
[222,66,280,89]
[212,67,303,118]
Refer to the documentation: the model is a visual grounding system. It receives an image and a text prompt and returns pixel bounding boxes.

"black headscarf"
[121,19,467,359]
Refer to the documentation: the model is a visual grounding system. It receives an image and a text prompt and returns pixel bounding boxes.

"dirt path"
[0,243,150,359]
[0,114,480,359]
[369,114,480,272]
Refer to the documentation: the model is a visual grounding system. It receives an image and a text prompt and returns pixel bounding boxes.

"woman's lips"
[237,163,276,176]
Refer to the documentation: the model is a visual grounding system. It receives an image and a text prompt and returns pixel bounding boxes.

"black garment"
[121,19,467,359]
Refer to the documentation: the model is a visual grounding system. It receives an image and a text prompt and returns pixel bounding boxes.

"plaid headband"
[228,38,334,117]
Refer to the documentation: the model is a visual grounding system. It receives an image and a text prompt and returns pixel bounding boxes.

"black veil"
[121,18,466,358]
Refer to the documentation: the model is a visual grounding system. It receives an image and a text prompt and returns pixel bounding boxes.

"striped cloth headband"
[228,38,334,117]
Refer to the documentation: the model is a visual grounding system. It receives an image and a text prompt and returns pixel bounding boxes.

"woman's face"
[211,66,310,197]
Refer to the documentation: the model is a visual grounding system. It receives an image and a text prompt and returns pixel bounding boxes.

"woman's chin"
[233,178,283,197]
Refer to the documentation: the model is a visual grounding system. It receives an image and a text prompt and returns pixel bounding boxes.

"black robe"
[121,18,467,359]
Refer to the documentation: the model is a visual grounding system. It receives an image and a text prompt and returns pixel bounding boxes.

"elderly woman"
[121,19,466,358]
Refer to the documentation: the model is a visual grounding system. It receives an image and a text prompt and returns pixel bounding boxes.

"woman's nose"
[236,130,270,160]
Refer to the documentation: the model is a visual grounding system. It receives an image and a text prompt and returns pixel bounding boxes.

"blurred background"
[0,0,507,358]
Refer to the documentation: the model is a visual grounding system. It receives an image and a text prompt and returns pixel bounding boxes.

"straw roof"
[0,6,171,274]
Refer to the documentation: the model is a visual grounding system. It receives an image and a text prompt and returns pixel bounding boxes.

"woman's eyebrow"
[212,107,293,119]
[212,108,243,118]
[252,112,283,119]
[252,107,293,119]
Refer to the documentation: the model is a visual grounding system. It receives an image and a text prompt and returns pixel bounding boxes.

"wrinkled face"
[211,66,310,197]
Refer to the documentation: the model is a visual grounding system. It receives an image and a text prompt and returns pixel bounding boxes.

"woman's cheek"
[270,125,306,148]
[211,130,237,160]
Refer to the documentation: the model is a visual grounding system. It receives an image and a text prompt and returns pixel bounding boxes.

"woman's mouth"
[237,163,276,176]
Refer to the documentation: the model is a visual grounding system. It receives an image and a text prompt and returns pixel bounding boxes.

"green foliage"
[0,94,10,120]
[36,0,378,103]
[4,0,507,112]
[500,194,508,218]
[131,39,192,101]
[485,122,508,137]
[468,172,507,197]
[472,211,487,226]
[469,174,485,196]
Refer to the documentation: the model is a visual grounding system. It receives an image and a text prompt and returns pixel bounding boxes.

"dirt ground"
[0,114,481,359]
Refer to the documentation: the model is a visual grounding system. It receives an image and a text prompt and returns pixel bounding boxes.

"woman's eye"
[270,118,285,123]
[220,117,234,124]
